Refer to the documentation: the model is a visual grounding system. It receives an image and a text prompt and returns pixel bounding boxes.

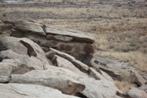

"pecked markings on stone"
[9,65,85,95]
[0,83,80,98]
[45,25,95,43]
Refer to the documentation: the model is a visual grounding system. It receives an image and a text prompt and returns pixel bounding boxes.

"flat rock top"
[45,25,95,43]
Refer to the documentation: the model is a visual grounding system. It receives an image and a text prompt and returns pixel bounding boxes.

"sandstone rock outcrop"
[6,20,95,66]
[1,20,145,98]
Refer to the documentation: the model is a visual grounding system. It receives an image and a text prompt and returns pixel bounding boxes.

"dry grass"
[98,51,147,72]
[1,5,147,33]
[115,80,131,92]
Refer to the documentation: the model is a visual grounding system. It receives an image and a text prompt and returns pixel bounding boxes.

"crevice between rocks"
[75,92,88,98]
[12,64,35,74]
[20,40,37,57]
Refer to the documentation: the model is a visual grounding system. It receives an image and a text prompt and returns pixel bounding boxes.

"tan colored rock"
[49,48,89,73]
[0,36,50,68]
[0,63,13,83]
[78,77,122,98]
[139,85,147,93]
[14,21,46,36]
[0,36,28,55]
[11,29,95,65]
[10,66,85,94]
[130,70,146,86]
[45,25,95,43]
[88,67,114,82]
[55,55,87,77]
[1,49,48,70]
[47,35,73,42]
[126,88,147,98]
[98,67,122,80]
[99,69,114,82]
[20,38,49,65]
[88,67,105,80]
[0,83,80,98]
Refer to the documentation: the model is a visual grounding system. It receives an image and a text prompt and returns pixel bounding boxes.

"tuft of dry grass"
[98,51,147,72]
[115,80,131,92]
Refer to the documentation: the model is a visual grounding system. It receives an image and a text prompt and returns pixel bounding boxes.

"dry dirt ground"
[0,0,147,91]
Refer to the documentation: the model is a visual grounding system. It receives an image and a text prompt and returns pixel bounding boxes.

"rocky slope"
[0,19,147,98]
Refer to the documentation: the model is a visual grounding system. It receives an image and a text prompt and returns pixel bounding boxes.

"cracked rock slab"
[14,20,46,36]
[45,25,95,43]
[0,83,80,98]
[10,65,85,94]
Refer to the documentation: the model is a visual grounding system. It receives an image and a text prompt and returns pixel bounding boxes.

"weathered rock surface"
[78,78,122,98]
[13,20,46,36]
[0,49,49,71]
[47,34,73,42]
[33,37,94,65]
[10,66,85,94]
[49,48,89,72]
[130,70,146,86]
[0,83,80,98]
[88,67,114,82]
[139,85,147,93]
[0,36,28,55]
[1,19,145,98]
[126,88,147,98]
[55,55,87,77]
[45,25,95,43]
[0,63,13,83]
[0,36,51,70]
[88,67,106,80]
[5,20,95,66]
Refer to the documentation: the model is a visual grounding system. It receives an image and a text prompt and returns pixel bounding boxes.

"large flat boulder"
[78,77,122,98]
[0,48,49,70]
[0,83,80,98]
[14,21,46,36]
[10,66,85,94]
[8,20,95,66]
[126,88,147,98]
[0,36,50,67]
[45,25,95,43]
[0,36,28,55]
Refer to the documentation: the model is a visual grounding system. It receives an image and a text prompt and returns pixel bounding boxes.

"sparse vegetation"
[115,80,132,92]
